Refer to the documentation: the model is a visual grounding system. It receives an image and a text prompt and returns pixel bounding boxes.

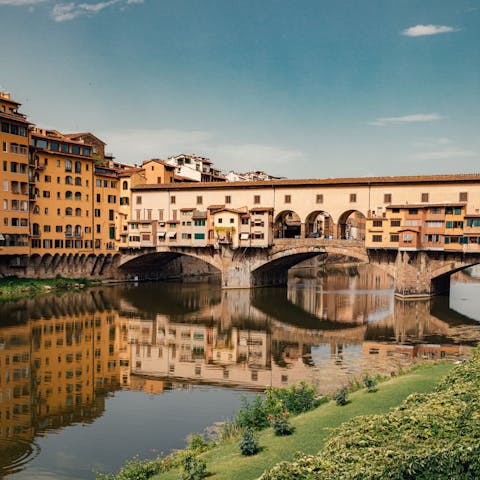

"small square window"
[459,192,468,202]
[254,195,261,204]
[350,193,357,203]
[316,194,323,204]
[384,193,392,203]
[421,193,429,202]
[284,195,291,203]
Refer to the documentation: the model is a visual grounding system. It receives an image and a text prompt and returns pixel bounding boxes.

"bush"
[96,455,165,480]
[269,411,294,436]
[333,388,348,406]
[181,452,207,480]
[265,382,319,416]
[186,433,212,454]
[236,394,269,430]
[239,427,260,456]
[363,374,377,392]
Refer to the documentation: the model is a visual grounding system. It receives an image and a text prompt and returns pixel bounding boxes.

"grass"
[0,276,96,299]
[153,362,453,480]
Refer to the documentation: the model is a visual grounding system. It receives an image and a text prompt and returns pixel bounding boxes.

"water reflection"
[0,265,479,478]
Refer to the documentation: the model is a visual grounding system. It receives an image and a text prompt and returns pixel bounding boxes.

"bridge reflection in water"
[1,265,479,477]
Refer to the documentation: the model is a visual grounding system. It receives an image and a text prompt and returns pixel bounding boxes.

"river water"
[1,264,479,479]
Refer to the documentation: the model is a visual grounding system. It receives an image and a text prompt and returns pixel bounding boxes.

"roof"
[174,175,198,182]
[117,167,144,177]
[0,92,21,106]
[212,207,248,215]
[387,202,467,209]
[131,174,480,192]
[64,132,107,145]
[142,159,176,170]
[250,207,274,212]
[0,111,32,125]
[207,204,225,210]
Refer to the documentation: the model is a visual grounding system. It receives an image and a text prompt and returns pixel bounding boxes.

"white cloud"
[409,150,476,161]
[97,128,302,174]
[411,137,452,148]
[0,0,47,4]
[402,24,458,37]
[369,113,446,126]
[51,0,142,21]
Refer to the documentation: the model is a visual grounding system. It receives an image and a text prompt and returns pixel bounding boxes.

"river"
[0,264,479,479]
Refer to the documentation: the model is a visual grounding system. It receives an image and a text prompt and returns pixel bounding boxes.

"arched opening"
[120,252,221,283]
[274,210,302,239]
[122,181,128,190]
[337,210,366,240]
[305,210,334,238]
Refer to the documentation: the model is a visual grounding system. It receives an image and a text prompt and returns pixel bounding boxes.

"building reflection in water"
[1,265,479,475]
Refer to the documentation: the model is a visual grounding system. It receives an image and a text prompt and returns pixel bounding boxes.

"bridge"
[117,238,480,298]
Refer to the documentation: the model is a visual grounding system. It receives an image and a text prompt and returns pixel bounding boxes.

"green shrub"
[185,433,212,454]
[96,455,165,480]
[236,394,269,430]
[265,381,319,416]
[363,373,378,392]
[333,388,348,406]
[239,427,260,456]
[181,452,207,480]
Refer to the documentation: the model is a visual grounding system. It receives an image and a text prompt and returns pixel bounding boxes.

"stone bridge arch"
[249,241,370,288]
[118,248,222,281]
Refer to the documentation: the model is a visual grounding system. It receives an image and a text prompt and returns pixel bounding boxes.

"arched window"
[74,161,81,174]
[122,181,128,190]
[66,207,73,216]
[65,191,72,199]
[65,176,72,185]
[33,205,40,214]
[74,225,82,237]
[32,223,40,236]
[75,192,81,201]
[75,208,82,217]
[65,159,72,172]
[75,177,82,186]
[65,224,73,236]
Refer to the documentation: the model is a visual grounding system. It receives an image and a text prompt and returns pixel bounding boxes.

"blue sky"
[0,0,479,178]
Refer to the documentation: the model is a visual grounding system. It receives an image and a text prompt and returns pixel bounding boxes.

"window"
[43,191,50,198]
[74,161,81,173]
[65,191,72,199]
[108,195,116,203]
[390,234,399,242]
[459,192,468,202]
[254,195,261,204]
[65,159,72,172]
[75,208,81,216]
[384,193,392,203]
[218,218,223,224]
[75,192,81,201]
[403,233,413,243]
[372,235,382,242]
[427,221,443,228]
[350,193,357,203]
[171,195,176,204]
[94,209,101,217]
[241,217,249,225]
[194,233,205,240]
[230,217,234,223]
[408,208,418,215]
[372,220,383,227]
[284,194,291,203]
[316,194,323,204]
[421,193,429,202]
[65,176,72,185]
[430,207,442,214]
[196,196,203,205]
[194,219,205,226]
[71,145,80,155]
[390,220,401,227]
[225,195,231,204]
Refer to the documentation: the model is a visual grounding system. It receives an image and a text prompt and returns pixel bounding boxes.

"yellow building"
[0,92,31,255]
[365,202,478,252]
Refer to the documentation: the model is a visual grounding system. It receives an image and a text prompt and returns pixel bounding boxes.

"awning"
[168,232,177,238]
[158,232,166,238]
[240,233,250,240]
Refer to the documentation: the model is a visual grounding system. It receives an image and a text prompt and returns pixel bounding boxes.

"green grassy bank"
[154,362,453,480]
[0,276,98,299]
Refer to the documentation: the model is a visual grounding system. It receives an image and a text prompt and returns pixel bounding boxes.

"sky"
[0,0,479,178]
